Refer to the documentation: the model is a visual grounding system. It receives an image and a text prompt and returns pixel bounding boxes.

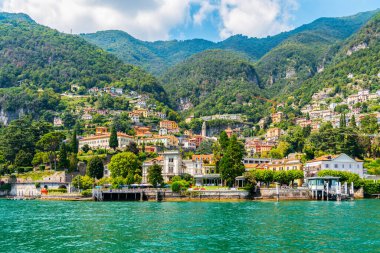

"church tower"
[202,121,207,137]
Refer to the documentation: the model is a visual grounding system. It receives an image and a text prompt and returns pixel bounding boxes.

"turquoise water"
[0,200,379,252]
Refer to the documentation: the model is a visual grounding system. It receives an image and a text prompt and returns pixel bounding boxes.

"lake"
[0,199,379,252]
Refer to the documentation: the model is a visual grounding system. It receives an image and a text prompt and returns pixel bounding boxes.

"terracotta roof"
[307,155,338,163]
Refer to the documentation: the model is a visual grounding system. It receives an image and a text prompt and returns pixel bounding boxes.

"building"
[79,127,134,150]
[271,112,283,124]
[266,127,283,141]
[304,154,364,178]
[159,120,178,130]
[134,126,152,137]
[137,135,179,148]
[267,159,303,171]
[142,150,183,182]
[189,135,204,147]
[245,139,275,156]
[158,128,168,136]
[53,117,63,127]
[81,113,93,121]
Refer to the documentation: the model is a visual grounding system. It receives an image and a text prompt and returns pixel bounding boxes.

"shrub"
[35,182,41,188]
[0,183,11,191]
[81,189,93,197]
[171,176,182,182]
[361,180,380,195]
[39,165,46,171]
[171,180,190,193]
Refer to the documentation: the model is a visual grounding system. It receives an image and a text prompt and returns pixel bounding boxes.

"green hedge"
[361,181,380,195]
[48,188,67,194]
[0,183,11,191]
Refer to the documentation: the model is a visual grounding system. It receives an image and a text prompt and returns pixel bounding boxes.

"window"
[325,164,329,168]
[168,167,174,173]
[169,158,174,163]
[334,164,338,169]
[342,164,344,169]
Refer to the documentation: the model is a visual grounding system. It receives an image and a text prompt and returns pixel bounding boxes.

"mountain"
[293,11,380,107]
[160,50,269,120]
[82,10,376,77]
[257,11,376,96]
[0,12,169,124]
[0,12,167,100]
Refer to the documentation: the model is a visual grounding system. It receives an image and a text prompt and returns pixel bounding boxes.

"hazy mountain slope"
[82,10,376,76]
[257,11,377,95]
[293,12,380,107]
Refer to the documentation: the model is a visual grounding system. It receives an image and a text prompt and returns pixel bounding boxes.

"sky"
[0,0,379,41]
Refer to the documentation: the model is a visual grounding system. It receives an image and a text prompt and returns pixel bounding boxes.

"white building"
[305,153,364,178]
[142,150,183,182]
[79,130,134,150]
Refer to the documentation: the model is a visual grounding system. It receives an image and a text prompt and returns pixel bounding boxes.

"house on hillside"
[304,154,364,178]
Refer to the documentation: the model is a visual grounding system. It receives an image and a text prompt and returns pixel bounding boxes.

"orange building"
[159,120,179,130]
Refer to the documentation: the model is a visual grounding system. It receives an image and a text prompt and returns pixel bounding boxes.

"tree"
[62,112,76,128]
[219,135,245,187]
[248,170,274,187]
[361,115,378,134]
[287,170,304,186]
[108,152,141,184]
[273,171,289,185]
[147,163,164,187]
[350,115,357,128]
[14,150,33,167]
[68,153,78,172]
[81,144,90,153]
[32,152,49,167]
[58,143,69,170]
[339,113,346,128]
[125,141,139,155]
[36,132,65,170]
[219,131,229,150]
[109,124,118,150]
[87,156,104,179]
[72,175,94,190]
[196,139,214,154]
[71,129,78,154]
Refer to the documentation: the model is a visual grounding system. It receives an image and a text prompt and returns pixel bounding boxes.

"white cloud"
[0,0,192,41]
[193,1,217,25]
[0,0,299,40]
[218,0,298,39]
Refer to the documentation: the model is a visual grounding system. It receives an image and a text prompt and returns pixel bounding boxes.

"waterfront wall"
[255,187,310,200]
[9,182,70,196]
[0,190,8,196]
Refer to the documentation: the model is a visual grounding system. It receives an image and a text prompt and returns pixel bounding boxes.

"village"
[1,82,378,201]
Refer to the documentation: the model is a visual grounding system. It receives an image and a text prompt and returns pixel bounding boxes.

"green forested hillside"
[161,50,270,120]
[82,10,375,78]
[257,11,376,95]
[82,30,214,74]
[0,13,167,103]
[293,12,380,107]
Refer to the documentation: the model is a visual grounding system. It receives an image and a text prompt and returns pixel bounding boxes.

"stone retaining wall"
[255,188,310,200]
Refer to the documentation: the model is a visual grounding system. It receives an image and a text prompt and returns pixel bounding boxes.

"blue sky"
[0,0,379,41]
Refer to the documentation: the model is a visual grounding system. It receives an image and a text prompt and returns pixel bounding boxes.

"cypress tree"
[109,124,118,150]
[340,113,346,128]
[219,131,229,151]
[71,129,78,154]
[141,142,145,153]
[58,143,69,170]
[350,115,357,128]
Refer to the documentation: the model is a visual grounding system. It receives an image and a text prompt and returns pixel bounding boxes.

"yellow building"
[159,120,179,130]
